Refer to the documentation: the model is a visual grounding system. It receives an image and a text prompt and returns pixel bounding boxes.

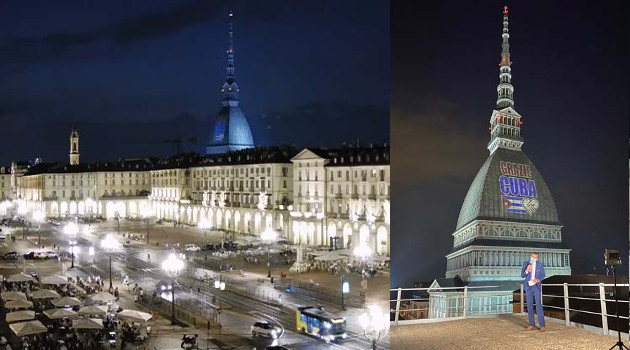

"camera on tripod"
[604,249,621,266]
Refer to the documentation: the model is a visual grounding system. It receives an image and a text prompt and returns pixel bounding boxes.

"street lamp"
[213,276,226,334]
[162,253,184,325]
[101,234,119,290]
[198,218,211,245]
[32,210,45,247]
[141,207,151,244]
[85,198,94,225]
[17,204,27,240]
[261,228,277,278]
[358,304,389,350]
[64,222,79,268]
[115,210,120,235]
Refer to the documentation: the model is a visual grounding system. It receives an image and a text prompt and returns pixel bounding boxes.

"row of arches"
[151,201,285,235]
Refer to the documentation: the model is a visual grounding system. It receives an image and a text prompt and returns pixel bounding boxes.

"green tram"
[296,306,347,342]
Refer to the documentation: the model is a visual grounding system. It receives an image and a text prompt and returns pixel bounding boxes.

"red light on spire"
[503,6,508,15]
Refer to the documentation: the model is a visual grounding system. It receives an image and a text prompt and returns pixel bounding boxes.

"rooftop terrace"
[391,315,628,350]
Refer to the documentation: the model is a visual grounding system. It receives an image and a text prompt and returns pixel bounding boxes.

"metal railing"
[390,285,506,325]
[535,283,629,336]
[390,282,630,336]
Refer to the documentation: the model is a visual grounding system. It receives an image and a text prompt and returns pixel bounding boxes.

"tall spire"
[487,6,523,154]
[496,6,514,109]
[221,10,239,106]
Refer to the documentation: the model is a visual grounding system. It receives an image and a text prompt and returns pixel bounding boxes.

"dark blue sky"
[0,0,389,164]
[391,1,629,287]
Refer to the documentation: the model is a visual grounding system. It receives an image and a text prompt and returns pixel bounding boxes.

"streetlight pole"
[358,304,389,350]
[64,222,79,269]
[109,254,112,289]
[33,210,45,248]
[115,211,120,235]
[101,234,118,291]
[162,253,184,326]
[70,241,75,268]
[261,229,277,279]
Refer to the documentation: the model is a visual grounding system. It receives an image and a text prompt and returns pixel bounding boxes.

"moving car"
[251,321,283,339]
[184,244,200,252]
[23,251,58,260]
[2,251,18,259]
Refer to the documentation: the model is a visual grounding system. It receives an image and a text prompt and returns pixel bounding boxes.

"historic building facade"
[429,7,571,318]
[0,12,389,255]
[6,136,389,254]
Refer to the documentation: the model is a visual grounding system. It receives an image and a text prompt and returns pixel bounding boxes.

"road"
[0,220,390,350]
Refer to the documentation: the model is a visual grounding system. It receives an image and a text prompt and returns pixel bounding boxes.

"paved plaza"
[391,315,629,350]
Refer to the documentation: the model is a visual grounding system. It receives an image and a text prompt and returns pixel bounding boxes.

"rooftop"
[391,316,628,350]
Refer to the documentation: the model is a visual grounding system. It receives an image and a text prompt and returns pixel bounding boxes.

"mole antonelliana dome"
[206,11,254,155]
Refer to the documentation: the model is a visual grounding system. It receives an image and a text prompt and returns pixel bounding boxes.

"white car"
[184,244,200,252]
[251,321,282,339]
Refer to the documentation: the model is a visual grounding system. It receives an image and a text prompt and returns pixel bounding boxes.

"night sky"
[391,1,629,287]
[0,0,389,164]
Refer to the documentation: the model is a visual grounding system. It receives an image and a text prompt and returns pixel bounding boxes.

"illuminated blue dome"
[206,11,255,155]
[206,103,254,154]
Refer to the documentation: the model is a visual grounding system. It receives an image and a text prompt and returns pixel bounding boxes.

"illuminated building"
[429,7,571,318]
[206,11,255,155]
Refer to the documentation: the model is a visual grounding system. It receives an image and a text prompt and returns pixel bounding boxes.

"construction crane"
[123,137,198,155]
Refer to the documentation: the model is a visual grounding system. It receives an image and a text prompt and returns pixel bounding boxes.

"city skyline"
[391,1,629,287]
[0,0,390,164]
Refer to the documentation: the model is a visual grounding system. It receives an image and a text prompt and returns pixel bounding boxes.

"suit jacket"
[521,261,545,290]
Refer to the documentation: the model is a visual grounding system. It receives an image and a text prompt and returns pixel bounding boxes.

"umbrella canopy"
[78,305,109,317]
[31,289,61,299]
[117,309,153,322]
[52,296,82,307]
[5,299,33,309]
[10,320,47,336]
[7,273,35,283]
[89,292,115,302]
[72,318,103,330]
[372,255,390,262]
[41,275,69,285]
[1,291,27,301]
[6,310,35,323]
[314,252,348,261]
[44,308,78,319]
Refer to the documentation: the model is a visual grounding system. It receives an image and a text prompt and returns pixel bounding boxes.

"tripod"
[608,265,628,350]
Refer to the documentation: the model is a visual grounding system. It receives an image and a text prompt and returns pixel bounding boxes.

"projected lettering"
[498,161,539,215]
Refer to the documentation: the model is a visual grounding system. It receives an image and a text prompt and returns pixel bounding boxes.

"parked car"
[23,251,57,260]
[201,244,217,251]
[251,321,282,339]
[3,251,18,260]
[184,244,200,252]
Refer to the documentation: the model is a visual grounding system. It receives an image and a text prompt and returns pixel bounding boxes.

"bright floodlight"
[64,222,79,236]
[214,280,220,289]
[162,253,184,277]
[358,304,390,344]
[17,204,27,215]
[32,210,45,222]
[220,281,226,291]
[141,206,151,218]
[354,245,373,259]
[198,218,211,230]
[100,234,119,251]
[260,228,277,242]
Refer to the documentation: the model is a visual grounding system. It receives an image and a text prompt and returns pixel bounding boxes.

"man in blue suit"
[521,252,546,331]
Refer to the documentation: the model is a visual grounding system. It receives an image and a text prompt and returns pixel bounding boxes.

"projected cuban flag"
[501,195,528,214]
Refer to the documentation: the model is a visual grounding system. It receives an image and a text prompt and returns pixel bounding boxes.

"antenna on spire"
[221,10,240,105]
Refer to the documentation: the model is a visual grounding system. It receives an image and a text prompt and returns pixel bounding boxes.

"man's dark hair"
[530,252,539,256]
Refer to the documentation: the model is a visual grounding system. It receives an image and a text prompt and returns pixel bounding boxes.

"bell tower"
[69,126,80,165]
